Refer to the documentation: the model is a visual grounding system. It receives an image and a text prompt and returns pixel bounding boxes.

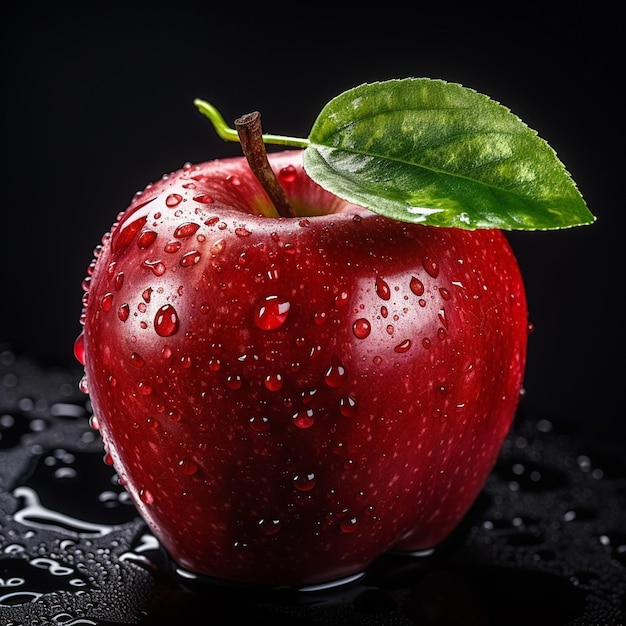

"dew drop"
[324,359,347,388]
[292,409,315,429]
[137,229,158,249]
[293,472,316,491]
[264,373,284,392]
[249,415,270,432]
[178,458,198,476]
[375,275,391,300]
[226,374,243,390]
[114,272,125,291]
[139,489,154,505]
[334,290,350,307]
[73,334,85,365]
[164,240,182,253]
[278,164,298,183]
[130,352,145,367]
[165,193,183,207]
[174,222,200,238]
[258,518,282,535]
[340,515,359,533]
[193,193,214,204]
[210,238,226,256]
[410,276,424,296]
[394,339,412,353]
[422,254,439,278]
[180,250,201,267]
[101,293,114,312]
[142,260,166,276]
[352,318,371,339]
[422,337,432,349]
[253,295,291,330]
[235,227,251,238]
[339,395,358,417]
[137,381,152,395]
[439,287,451,301]
[154,304,180,337]
[142,288,152,303]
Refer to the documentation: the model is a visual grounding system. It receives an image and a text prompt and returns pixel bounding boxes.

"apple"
[74,79,593,586]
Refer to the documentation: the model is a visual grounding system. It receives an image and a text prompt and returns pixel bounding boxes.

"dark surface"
[1,3,624,442]
[1,347,625,625]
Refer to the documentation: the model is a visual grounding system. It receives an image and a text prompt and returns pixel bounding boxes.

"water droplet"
[130,352,145,367]
[114,271,125,290]
[210,238,226,256]
[180,250,201,267]
[439,287,451,301]
[292,409,315,429]
[139,489,154,505]
[422,337,432,349]
[89,415,99,430]
[226,374,243,390]
[138,381,152,395]
[410,276,424,296]
[339,395,358,417]
[164,240,182,253]
[278,164,298,183]
[178,458,198,475]
[249,415,270,432]
[101,293,114,312]
[142,287,153,303]
[375,275,391,300]
[373,355,383,366]
[527,322,535,335]
[340,515,359,533]
[193,193,214,204]
[142,259,166,276]
[165,193,183,207]
[324,359,347,388]
[293,472,316,491]
[174,222,200,238]
[394,339,412,353]
[334,290,350,307]
[264,373,284,391]
[386,324,394,336]
[258,518,282,535]
[253,295,291,330]
[352,318,371,339]
[137,229,158,249]
[154,304,180,337]
[73,334,85,365]
[422,254,439,278]
[235,227,251,238]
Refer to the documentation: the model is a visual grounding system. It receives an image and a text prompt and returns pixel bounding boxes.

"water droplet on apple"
[373,355,383,366]
[340,515,359,533]
[180,250,201,267]
[89,415,100,430]
[292,409,315,429]
[114,272,125,290]
[178,458,198,475]
[264,373,284,391]
[165,193,183,207]
[386,325,394,336]
[78,375,89,394]
[352,318,371,339]
[249,415,270,432]
[73,334,85,365]
[278,164,297,183]
[334,290,350,307]
[143,259,166,276]
[422,254,439,278]
[164,240,182,253]
[193,193,214,204]
[394,339,412,353]
[138,381,152,395]
[139,489,154,505]
[137,229,158,249]
[235,227,251,238]
[339,395,358,417]
[174,222,200,238]
[130,352,145,367]
[100,293,114,312]
[253,295,291,330]
[527,322,535,335]
[293,472,316,491]
[410,276,424,296]
[154,304,180,337]
[257,518,282,535]
[226,373,243,390]
[324,359,347,388]
[210,238,226,256]
[439,287,451,301]
[375,275,391,300]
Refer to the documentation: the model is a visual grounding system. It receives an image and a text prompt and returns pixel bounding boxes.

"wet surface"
[1,346,624,625]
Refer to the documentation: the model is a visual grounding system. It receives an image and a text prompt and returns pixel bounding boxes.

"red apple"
[74,148,528,586]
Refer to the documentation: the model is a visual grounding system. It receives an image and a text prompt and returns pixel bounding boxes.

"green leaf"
[303,78,595,230]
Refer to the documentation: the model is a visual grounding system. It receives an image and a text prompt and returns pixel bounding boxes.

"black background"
[2,3,623,439]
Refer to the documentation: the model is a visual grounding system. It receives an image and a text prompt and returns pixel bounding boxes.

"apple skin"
[75,149,528,586]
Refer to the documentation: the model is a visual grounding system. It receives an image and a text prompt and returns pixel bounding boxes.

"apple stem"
[235,112,296,218]
[194,99,309,148]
